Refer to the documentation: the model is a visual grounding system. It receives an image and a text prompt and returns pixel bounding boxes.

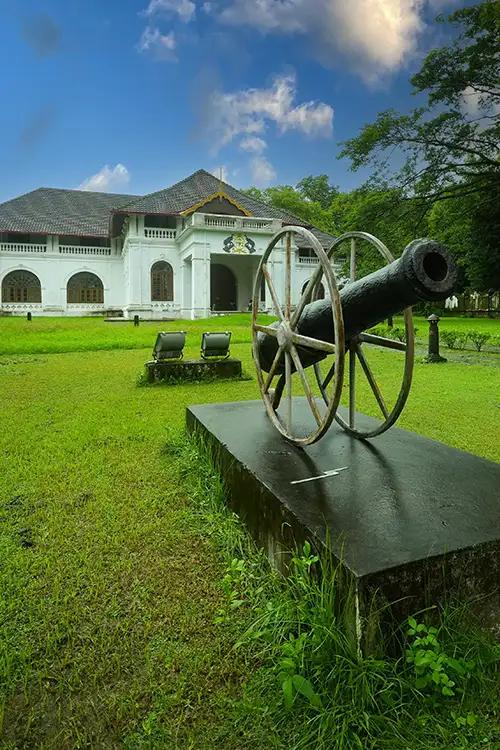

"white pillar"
[191,257,209,318]
[181,259,192,318]
[190,242,210,319]
[137,215,145,237]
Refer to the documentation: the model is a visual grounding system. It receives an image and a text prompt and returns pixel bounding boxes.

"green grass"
[0,316,499,748]
[0,314,499,356]
[0,314,262,356]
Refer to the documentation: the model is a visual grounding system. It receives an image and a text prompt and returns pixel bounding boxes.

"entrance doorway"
[211,264,237,311]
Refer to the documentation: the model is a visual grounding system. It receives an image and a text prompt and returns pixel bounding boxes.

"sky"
[0,0,466,203]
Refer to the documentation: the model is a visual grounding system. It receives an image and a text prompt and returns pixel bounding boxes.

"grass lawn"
[0,313,499,357]
[0,315,499,748]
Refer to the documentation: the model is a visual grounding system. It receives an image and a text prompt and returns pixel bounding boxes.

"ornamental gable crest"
[223,233,256,254]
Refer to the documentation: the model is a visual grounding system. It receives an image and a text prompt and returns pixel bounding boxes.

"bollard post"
[424,314,446,363]
[27,312,32,322]
[134,314,140,327]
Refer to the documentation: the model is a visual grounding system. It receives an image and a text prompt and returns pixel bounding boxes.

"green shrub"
[467,331,491,352]
[441,330,460,349]
[456,334,469,350]
[387,326,419,343]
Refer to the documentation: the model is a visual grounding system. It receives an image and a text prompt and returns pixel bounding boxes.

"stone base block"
[186,399,500,649]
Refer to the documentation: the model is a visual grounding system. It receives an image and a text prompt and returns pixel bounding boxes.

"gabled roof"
[114,169,300,223]
[0,187,138,237]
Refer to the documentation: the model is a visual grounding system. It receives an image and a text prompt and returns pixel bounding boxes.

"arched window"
[67,272,104,304]
[151,261,173,301]
[1,270,41,303]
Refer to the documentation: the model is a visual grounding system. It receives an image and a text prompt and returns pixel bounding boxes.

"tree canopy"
[339,1,499,290]
[340,2,499,208]
[243,5,499,289]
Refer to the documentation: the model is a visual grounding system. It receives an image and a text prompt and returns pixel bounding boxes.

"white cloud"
[78,164,130,192]
[250,156,276,186]
[240,136,267,153]
[460,85,500,120]
[220,0,426,83]
[202,2,213,12]
[137,26,176,59]
[143,0,196,22]
[460,86,482,117]
[209,73,333,150]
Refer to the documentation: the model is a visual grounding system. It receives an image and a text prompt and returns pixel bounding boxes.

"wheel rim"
[252,226,345,446]
[313,231,414,438]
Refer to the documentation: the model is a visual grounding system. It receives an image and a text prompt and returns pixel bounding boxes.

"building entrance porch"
[209,254,262,314]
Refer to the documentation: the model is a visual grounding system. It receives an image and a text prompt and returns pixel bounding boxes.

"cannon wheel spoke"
[271,373,286,410]
[263,343,285,393]
[359,332,406,352]
[285,231,292,320]
[355,344,389,419]
[290,264,324,328]
[262,264,284,322]
[348,344,356,428]
[285,351,292,433]
[251,225,345,446]
[350,237,356,282]
[315,232,416,439]
[253,323,278,338]
[290,331,335,354]
[289,345,322,427]
[314,361,336,399]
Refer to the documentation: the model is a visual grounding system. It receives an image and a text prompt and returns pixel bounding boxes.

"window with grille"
[1,271,41,303]
[151,261,173,301]
[66,272,104,304]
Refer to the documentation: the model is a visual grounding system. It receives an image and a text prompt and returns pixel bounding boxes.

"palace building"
[0,169,335,319]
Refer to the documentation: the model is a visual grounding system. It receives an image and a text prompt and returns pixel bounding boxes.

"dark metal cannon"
[251,228,458,446]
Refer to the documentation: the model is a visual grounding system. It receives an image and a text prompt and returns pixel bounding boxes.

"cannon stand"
[187,399,500,649]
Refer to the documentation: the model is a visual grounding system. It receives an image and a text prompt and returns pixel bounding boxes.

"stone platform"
[186,399,500,643]
[146,358,242,384]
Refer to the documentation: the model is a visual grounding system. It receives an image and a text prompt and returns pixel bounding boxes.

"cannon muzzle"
[257,238,458,373]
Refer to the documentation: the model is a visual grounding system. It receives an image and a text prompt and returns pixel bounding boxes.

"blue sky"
[0,0,464,203]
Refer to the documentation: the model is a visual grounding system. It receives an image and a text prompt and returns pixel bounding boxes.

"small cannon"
[251,228,458,445]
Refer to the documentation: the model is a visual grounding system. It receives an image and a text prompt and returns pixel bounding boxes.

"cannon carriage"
[252,227,458,446]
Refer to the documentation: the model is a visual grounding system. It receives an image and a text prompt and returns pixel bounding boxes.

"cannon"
[251,228,458,446]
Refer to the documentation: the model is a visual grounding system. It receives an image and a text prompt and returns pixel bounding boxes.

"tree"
[341,2,499,207]
[296,175,338,208]
[243,183,335,233]
[329,188,430,276]
[339,2,499,288]
[428,187,500,290]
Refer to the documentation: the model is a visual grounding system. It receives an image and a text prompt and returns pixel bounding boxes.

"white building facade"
[0,170,334,320]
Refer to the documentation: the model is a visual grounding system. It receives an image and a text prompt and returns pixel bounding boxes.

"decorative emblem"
[223,233,256,254]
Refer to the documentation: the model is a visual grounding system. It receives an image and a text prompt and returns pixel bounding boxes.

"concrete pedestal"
[186,399,500,646]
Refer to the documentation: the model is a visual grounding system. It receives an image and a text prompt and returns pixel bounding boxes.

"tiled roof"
[116,169,301,223]
[0,187,138,237]
[306,227,337,248]
[0,171,336,247]
[116,169,336,246]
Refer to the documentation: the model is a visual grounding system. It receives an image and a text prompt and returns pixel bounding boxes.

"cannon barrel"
[257,238,458,373]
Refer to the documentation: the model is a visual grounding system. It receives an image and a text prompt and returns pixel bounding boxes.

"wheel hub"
[276,321,293,348]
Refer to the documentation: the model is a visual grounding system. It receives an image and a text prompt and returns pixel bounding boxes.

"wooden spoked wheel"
[252,227,345,446]
[313,231,415,438]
